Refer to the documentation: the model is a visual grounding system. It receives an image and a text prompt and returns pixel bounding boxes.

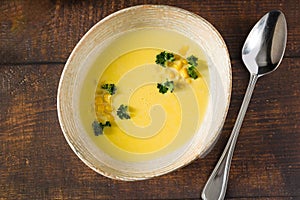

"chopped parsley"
[155,51,175,67]
[117,104,130,120]
[187,66,198,79]
[157,80,174,94]
[92,121,111,136]
[101,83,116,95]
[186,55,199,79]
[187,55,198,67]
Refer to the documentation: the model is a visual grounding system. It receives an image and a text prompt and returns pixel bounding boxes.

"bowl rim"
[57,4,232,181]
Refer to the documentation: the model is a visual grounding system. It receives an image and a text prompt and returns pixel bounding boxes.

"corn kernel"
[95,96,103,105]
[176,60,183,69]
[105,105,113,112]
[97,105,105,113]
[103,94,111,103]
[182,59,188,65]
[174,54,180,60]
[180,68,189,78]
[106,114,114,121]
[186,78,192,84]
[172,60,183,71]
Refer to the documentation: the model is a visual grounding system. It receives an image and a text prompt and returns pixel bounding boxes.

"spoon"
[201,10,287,200]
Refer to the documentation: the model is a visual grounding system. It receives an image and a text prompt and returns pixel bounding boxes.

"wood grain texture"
[0,0,299,64]
[0,58,299,199]
[0,0,300,199]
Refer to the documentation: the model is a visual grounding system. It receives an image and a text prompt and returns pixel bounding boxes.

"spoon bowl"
[242,10,287,76]
[202,10,287,200]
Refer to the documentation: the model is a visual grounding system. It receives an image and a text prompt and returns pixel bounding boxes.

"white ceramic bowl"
[57,5,231,181]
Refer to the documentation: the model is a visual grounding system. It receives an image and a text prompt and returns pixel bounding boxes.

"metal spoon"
[201,10,287,200]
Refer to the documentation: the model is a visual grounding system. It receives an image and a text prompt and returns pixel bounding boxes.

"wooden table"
[1,1,299,199]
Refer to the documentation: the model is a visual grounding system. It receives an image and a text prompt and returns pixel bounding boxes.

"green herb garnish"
[186,55,199,79]
[155,51,175,67]
[187,55,198,67]
[157,80,174,94]
[92,121,111,136]
[187,66,198,79]
[157,83,168,94]
[101,83,116,95]
[117,104,130,120]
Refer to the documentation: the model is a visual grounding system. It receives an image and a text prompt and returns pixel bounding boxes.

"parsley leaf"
[117,104,130,120]
[187,55,198,67]
[101,83,116,95]
[157,80,174,94]
[155,51,175,67]
[157,83,168,94]
[92,121,111,136]
[186,55,199,79]
[187,66,198,79]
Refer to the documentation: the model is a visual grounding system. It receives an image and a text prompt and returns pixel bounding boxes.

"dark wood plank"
[0,0,299,64]
[0,57,299,199]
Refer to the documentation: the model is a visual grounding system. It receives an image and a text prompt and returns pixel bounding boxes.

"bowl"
[57,5,231,181]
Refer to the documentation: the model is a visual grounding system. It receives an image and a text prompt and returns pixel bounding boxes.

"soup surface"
[80,29,209,162]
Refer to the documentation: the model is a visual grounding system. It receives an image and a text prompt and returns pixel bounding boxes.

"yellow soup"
[80,29,209,162]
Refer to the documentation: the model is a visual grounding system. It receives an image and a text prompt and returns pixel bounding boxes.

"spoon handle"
[201,74,258,200]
